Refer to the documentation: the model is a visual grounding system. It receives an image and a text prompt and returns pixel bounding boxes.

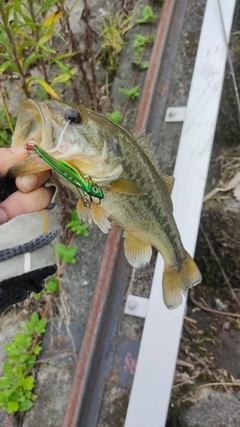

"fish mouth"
[12,99,57,151]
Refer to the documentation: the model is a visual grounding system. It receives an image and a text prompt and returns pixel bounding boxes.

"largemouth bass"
[10,99,202,309]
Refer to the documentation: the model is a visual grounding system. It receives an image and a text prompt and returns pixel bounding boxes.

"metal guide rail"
[63,0,236,426]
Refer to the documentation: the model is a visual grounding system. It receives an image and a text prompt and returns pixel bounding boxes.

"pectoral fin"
[77,199,111,234]
[110,179,147,196]
[123,232,152,267]
[9,157,51,177]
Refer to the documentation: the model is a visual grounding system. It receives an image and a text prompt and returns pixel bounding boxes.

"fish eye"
[64,108,81,125]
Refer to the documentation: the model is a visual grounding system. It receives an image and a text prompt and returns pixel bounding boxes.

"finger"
[0,186,54,224]
[16,170,51,193]
[0,147,29,177]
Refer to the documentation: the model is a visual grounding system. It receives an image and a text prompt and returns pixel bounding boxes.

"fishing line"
[217,0,240,127]
[48,120,70,153]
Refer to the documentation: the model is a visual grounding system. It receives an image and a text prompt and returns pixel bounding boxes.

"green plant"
[99,2,135,75]
[55,243,78,263]
[136,6,155,24]
[33,276,60,300]
[0,313,47,414]
[0,0,77,99]
[133,33,155,69]
[108,111,122,125]
[66,211,89,236]
[119,85,140,99]
[0,110,16,148]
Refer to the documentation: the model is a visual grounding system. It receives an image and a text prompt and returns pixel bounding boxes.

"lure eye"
[64,108,81,125]
[92,186,99,194]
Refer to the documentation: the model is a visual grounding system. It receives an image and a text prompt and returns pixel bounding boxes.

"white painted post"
[124,1,236,426]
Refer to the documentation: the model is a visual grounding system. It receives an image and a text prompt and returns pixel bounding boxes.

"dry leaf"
[204,171,240,201]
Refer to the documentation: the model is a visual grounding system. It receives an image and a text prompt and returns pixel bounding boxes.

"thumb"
[0,147,29,177]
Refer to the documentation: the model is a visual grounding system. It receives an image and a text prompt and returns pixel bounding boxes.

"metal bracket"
[124,295,149,319]
[165,106,186,122]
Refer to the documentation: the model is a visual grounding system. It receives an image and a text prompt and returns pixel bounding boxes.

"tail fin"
[163,253,202,310]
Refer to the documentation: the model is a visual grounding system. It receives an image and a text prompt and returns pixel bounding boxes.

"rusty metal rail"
[63,0,188,425]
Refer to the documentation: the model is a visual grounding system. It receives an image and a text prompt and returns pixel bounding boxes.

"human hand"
[0,146,60,313]
[0,146,53,224]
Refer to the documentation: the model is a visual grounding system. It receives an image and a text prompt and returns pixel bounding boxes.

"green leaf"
[23,54,46,71]
[38,29,54,45]
[139,60,149,70]
[13,3,32,24]
[3,363,12,373]
[52,60,73,76]
[33,344,42,355]
[33,317,47,336]
[25,355,37,370]
[18,399,33,412]
[136,6,155,24]
[108,111,122,124]
[27,77,60,98]
[54,52,79,61]
[46,277,59,293]
[20,376,34,391]
[9,391,20,402]
[36,0,59,16]
[51,73,72,87]
[119,85,140,99]
[7,401,19,413]
[0,378,11,389]
[30,312,39,326]
[66,211,89,236]
[0,53,14,61]
[0,61,18,73]
[56,243,78,263]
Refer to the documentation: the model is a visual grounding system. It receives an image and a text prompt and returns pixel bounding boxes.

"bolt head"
[128,299,137,310]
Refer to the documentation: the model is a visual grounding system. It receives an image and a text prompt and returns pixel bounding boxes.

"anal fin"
[123,232,152,268]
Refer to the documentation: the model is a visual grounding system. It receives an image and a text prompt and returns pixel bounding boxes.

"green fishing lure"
[25,142,104,201]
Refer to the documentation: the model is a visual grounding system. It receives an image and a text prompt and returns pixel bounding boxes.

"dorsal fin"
[162,175,175,194]
[133,130,161,174]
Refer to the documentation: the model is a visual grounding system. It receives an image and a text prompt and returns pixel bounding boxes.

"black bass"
[10,99,202,309]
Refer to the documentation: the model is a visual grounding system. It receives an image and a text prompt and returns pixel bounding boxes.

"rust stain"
[135,0,177,132]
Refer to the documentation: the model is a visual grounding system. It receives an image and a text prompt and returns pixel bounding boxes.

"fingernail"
[20,174,39,191]
[0,207,9,224]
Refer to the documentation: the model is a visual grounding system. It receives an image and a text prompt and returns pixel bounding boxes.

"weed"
[66,210,89,236]
[0,313,47,414]
[136,6,155,24]
[0,110,16,148]
[99,3,135,76]
[133,34,155,69]
[0,0,77,99]
[119,85,140,99]
[55,243,78,264]
[33,277,60,300]
[108,111,122,125]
